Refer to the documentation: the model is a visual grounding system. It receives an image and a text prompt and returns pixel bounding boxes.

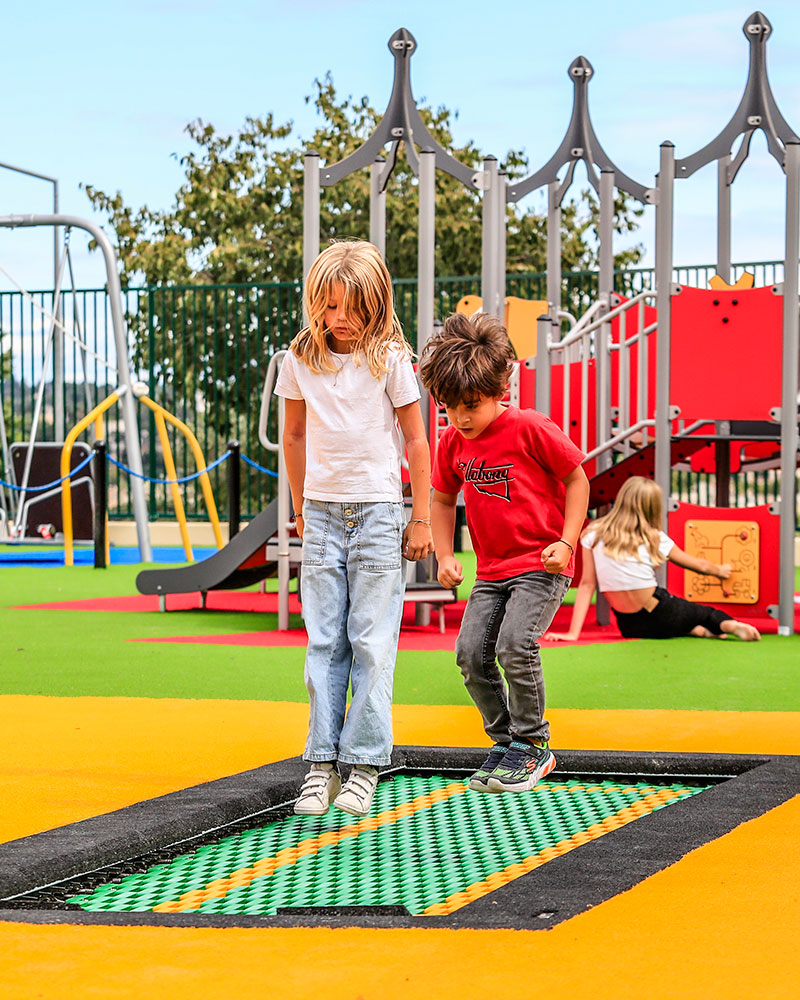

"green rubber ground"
[1,559,798,711]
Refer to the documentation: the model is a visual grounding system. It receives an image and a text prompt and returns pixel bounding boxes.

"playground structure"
[297,13,798,634]
[0,11,796,636]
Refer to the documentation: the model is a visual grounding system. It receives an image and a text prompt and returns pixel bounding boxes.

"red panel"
[549,358,598,475]
[670,286,783,422]
[690,442,743,474]
[667,502,779,618]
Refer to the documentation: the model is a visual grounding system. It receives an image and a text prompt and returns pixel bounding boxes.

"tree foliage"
[84,76,643,287]
[81,80,644,504]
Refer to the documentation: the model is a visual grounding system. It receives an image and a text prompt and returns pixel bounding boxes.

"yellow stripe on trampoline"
[153,780,468,913]
[422,788,682,915]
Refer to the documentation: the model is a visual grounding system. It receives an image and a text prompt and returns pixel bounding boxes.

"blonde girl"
[275,241,434,817]
[548,477,760,642]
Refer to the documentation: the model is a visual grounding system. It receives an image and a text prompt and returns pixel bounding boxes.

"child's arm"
[542,463,590,574]
[431,489,464,588]
[547,546,597,641]
[282,398,307,537]
[395,402,434,561]
[668,545,732,582]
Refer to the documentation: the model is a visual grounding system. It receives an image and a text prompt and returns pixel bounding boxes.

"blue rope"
[1,448,278,492]
[0,452,94,492]
[107,450,232,485]
[241,453,278,477]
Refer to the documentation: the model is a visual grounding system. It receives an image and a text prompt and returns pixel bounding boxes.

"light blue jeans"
[300,499,405,767]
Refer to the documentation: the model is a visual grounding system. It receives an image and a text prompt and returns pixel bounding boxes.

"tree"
[82,80,643,511]
[84,76,643,287]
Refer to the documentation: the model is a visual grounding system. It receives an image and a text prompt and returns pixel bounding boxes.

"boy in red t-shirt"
[419,313,589,792]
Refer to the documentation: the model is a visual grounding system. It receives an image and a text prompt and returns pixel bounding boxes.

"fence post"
[93,438,107,569]
[227,439,240,541]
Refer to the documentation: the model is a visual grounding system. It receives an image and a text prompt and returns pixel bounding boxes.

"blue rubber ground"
[0,546,218,566]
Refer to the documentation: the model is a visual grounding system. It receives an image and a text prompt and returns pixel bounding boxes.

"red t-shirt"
[432,406,585,580]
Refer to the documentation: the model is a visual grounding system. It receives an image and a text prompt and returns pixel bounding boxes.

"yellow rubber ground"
[2,796,797,999]
[3,695,799,840]
[3,696,798,999]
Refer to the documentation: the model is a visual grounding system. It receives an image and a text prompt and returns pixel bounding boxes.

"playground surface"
[1,556,798,998]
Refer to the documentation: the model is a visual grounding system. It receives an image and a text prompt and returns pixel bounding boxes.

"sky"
[1,0,799,293]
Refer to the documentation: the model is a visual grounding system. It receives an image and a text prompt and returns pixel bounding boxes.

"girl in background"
[548,477,760,642]
[275,241,433,817]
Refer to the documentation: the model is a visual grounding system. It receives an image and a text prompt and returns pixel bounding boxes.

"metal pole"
[0,163,62,438]
[496,170,507,323]
[654,144,675,541]
[547,181,562,323]
[481,157,499,319]
[93,438,107,569]
[277,398,290,631]
[0,214,153,561]
[417,148,436,357]
[303,152,321,288]
[596,170,614,471]
[227,439,241,541]
[370,158,387,258]
[778,141,800,635]
[53,181,63,441]
[535,315,551,416]
[717,155,731,284]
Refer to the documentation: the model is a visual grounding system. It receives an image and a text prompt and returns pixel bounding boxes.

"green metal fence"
[0,260,795,523]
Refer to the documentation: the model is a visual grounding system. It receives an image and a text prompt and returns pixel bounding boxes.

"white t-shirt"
[274,345,421,502]
[582,529,674,591]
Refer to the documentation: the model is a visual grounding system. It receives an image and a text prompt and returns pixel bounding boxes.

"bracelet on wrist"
[556,538,574,554]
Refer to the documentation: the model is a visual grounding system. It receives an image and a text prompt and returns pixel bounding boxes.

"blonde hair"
[584,477,666,565]
[290,240,411,376]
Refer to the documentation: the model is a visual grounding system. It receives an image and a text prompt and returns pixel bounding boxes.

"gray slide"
[136,500,282,600]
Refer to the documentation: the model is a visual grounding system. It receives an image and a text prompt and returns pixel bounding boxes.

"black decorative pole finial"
[508,55,648,204]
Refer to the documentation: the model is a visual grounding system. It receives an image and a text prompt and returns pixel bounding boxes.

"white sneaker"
[333,765,379,816]
[293,762,342,816]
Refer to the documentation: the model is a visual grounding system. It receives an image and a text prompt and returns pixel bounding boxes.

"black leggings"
[612,587,733,639]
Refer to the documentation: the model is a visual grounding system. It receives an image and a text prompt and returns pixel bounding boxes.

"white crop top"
[581,529,674,591]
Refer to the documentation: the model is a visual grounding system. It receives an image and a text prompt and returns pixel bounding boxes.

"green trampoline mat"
[68,773,709,917]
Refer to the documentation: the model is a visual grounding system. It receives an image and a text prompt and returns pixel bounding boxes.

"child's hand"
[403,520,434,562]
[542,539,572,574]
[717,563,732,580]
[294,514,304,539]
[437,555,464,589]
[546,631,579,642]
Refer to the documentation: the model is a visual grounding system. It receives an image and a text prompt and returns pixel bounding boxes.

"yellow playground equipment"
[60,384,224,566]
[456,295,549,359]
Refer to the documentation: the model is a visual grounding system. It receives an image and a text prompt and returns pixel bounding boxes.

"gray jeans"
[455,571,570,744]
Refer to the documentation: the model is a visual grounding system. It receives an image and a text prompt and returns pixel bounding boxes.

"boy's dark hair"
[419,312,514,407]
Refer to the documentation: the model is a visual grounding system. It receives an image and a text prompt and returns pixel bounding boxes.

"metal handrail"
[259,350,288,453]
[582,420,656,464]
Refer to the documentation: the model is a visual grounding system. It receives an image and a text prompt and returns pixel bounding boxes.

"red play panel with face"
[669,286,783,423]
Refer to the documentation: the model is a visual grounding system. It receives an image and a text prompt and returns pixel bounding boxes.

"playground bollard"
[93,439,107,569]
[227,440,241,540]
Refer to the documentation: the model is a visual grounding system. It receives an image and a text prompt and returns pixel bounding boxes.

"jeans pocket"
[301,502,329,566]
[358,503,402,570]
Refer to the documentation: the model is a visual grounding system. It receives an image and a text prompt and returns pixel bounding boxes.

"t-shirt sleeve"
[528,412,586,479]
[385,350,421,408]
[659,531,675,559]
[431,428,463,495]
[274,350,303,400]
[581,529,596,549]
